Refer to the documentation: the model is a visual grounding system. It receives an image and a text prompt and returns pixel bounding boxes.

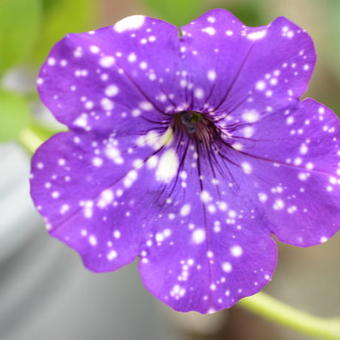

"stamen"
[180,111,202,134]
[167,110,238,189]
[173,111,221,146]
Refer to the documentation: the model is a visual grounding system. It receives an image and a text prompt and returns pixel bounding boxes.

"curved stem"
[18,126,44,153]
[238,292,340,340]
[18,122,61,153]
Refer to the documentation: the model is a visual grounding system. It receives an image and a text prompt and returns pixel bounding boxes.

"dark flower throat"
[173,111,221,145]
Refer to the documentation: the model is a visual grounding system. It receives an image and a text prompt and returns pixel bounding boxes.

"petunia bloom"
[30,9,340,313]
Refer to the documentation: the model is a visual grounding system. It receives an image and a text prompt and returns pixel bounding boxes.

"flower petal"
[139,213,276,313]
[229,98,340,246]
[37,16,184,133]
[180,9,315,115]
[134,140,278,313]
[30,130,164,271]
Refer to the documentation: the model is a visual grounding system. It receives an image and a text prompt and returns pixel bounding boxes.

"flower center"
[172,111,220,145]
[180,111,202,134]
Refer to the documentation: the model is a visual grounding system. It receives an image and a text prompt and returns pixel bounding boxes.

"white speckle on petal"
[299,144,308,155]
[192,229,206,244]
[123,170,138,188]
[255,80,266,91]
[107,250,118,260]
[105,85,119,97]
[200,190,212,203]
[114,15,145,33]
[99,56,115,68]
[258,192,268,203]
[97,189,114,208]
[230,245,243,257]
[132,109,141,117]
[140,101,153,111]
[58,158,66,166]
[180,204,191,216]
[60,204,70,214]
[105,145,123,164]
[222,262,233,273]
[194,88,204,99]
[156,148,179,183]
[243,126,255,138]
[320,236,328,243]
[146,155,158,169]
[47,57,56,66]
[241,162,252,174]
[92,157,103,167]
[128,53,137,62]
[100,98,114,111]
[170,284,186,299]
[90,45,100,53]
[113,230,121,239]
[139,61,148,69]
[242,110,259,123]
[273,198,285,210]
[51,191,60,199]
[73,114,88,128]
[286,116,294,125]
[89,235,97,246]
[207,70,217,81]
[202,27,216,35]
[247,30,267,40]
[37,162,44,169]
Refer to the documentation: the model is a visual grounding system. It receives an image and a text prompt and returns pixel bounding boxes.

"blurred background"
[0,0,339,339]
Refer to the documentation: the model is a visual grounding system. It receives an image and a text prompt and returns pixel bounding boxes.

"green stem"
[239,292,340,340]
[18,122,61,153]
[18,126,44,153]
[17,126,340,340]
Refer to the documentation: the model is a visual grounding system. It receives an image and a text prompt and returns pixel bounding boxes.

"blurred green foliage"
[34,0,95,63]
[0,0,95,142]
[142,0,264,27]
[142,0,203,26]
[0,90,30,142]
[213,0,264,26]
[329,0,340,81]
[0,0,94,73]
[0,0,41,74]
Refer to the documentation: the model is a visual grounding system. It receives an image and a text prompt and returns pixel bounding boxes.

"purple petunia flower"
[30,9,340,313]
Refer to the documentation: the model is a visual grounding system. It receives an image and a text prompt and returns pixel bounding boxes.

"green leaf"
[34,0,95,63]
[0,90,30,142]
[0,0,41,73]
[142,0,203,26]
